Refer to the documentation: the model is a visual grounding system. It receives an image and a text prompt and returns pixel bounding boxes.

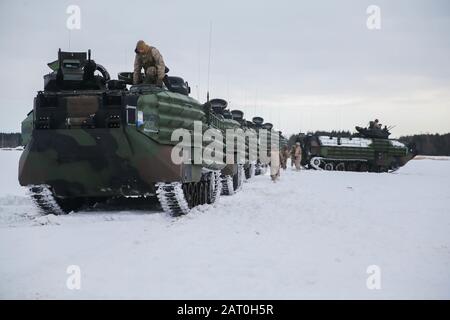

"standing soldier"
[294,142,302,170]
[270,139,281,182]
[133,40,166,86]
[290,144,296,168]
[270,149,281,182]
[280,145,289,170]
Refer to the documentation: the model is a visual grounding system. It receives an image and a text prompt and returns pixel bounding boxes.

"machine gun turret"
[210,98,228,115]
[252,116,264,128]
[355,125,391,139]
[45,49,110,91]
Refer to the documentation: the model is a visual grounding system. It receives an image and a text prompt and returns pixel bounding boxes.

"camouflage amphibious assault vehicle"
[301,124,417,172]
[230,109,257,180]
[208,98,247,196]
[251,116,270,176]
[19,49,244,216]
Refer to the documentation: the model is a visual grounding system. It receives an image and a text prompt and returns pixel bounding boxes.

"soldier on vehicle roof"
[369,119,382,129]
[133,40,166,86]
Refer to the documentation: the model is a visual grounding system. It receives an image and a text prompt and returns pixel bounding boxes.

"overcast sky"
[0,0,449,137]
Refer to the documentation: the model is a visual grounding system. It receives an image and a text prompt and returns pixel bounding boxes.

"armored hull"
[302,134,417,172]
[19,50,225,216]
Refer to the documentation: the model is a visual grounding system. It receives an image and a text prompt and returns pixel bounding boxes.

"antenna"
[68,29,71,50]
[197,41,201,101]
[206,21,212,102]
[56,48,63,83]
[278,106,280,132]
[226,73,229,103]
[388,125,396,131]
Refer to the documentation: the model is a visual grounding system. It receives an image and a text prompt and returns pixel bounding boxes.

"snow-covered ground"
[1,150,449,299]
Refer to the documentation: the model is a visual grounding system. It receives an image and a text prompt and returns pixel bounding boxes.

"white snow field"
[0,150,449,299]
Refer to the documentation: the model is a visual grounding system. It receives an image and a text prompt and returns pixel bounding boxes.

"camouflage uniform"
[280,145,289,170]
[290,145,296,167]
[370,119,382,129]
[133,41,166,86]
[294,144,302,170]
[270,150,281,182]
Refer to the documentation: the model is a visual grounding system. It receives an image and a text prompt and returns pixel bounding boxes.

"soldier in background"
[369,119,382,129]
[294,142,302,170]
[376,119,382,129]
[280,145,290,170]
[270,139,281,182]
[133,40,166,86]
[270,150,281,182]
[290,144,296,168]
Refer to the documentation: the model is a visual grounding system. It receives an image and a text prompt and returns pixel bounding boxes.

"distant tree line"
[0,133,22,148]
[288,131,450,156]
[399,134,450,156]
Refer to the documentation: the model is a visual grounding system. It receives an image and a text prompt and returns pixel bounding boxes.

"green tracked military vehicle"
[251,116,270,176]
[18,49,230,216]
[301,124,417,172]
[230,109,257,180]
[21,111,33,146]
[209,99,246,195]
[279,131,288,148]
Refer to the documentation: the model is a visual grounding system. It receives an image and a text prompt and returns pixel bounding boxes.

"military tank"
[19,49,228,216]
[301,124,417,172]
